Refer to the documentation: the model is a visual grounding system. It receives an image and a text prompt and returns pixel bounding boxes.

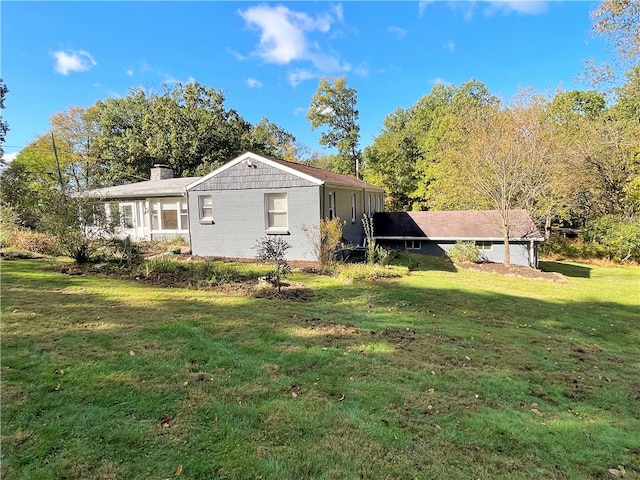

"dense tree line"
[362,71,639,228]
[1,1,638,263]
[0,82,299,229]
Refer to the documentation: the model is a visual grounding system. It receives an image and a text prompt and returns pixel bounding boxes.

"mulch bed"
[455,261,569,283]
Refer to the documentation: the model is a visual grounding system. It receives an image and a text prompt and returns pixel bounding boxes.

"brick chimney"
[150,164,174,181]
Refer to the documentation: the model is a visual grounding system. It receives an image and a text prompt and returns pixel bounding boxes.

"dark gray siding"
[376,239,538,267]
[188,186,321,261]
[190,161,317,191]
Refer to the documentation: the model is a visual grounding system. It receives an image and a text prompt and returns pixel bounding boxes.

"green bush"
[448,241,483,263]
[540,236,606,260]
[582,215,640,263]
[142,256,268,286]
[254,235,292,292]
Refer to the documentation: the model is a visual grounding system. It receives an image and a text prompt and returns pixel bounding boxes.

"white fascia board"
[375,236,543,241]
[185,153,249,190]
[185,152,323,190]
[257,155,324,185]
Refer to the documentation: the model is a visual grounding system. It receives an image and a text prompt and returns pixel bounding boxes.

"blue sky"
[2,1,610,160]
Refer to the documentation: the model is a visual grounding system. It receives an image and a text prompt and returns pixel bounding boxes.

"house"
[186,152,385,261]
[372,209,544,267]
[83,165,199,242]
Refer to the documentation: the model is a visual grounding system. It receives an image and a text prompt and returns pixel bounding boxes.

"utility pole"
[51,133,65,195]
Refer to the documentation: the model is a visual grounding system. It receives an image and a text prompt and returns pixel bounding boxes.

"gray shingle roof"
[373,210,544,240]
[84,177,199,199]
[84,152,384,199]
[267,157,384,190]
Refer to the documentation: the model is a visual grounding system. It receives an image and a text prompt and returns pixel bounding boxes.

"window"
[351,193,357,223]
[120,204,134,228]
[180,201,188,229]
[328,192,336,220]
[476,241,493,251]
[405,240,421,250]
[375,195,382,213]
[266,193,288,231]
[151,203,160,230]
[199,195,213,222]
[150,198,188,231]
[161,202,178,230]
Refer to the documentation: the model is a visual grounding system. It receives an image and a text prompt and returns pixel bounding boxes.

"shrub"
[254,235,292,292]
[448,241,483,263]
[7,228,59,255]
[301,217,344,267]
[141,257,267,286]
[582,215,640,263]
[0,203,20,247]
[331,262,408,281]
[37,194,118,263]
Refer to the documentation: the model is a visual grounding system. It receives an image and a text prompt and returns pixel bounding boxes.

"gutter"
[374,236,545,242]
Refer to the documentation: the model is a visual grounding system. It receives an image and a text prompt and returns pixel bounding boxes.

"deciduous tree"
[307,76,361,177]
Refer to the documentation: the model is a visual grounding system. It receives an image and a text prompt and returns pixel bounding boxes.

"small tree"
[39,193,117,263]
[254,235,292,292]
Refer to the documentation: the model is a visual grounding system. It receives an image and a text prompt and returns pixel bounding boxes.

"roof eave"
[374,236,544,242]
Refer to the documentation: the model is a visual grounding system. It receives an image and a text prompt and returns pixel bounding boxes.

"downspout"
[184,190,192,254]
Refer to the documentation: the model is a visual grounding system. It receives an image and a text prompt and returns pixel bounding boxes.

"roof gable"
[186,152,384,191]
[373,210,544,241]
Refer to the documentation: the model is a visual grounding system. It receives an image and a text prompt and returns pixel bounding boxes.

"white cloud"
[247,77,263,88]
[431,76,453,86]
[387,25,407,38]
[443,40,456,52]
[330,4,344,23]
[240,5,316,64]
[52,49,96,75]
[239,4,349,85]
[126,69,134,76]
[486,1,548,15]
[288,69,318,87]
[419,0,548,19]
[1,152,18,166]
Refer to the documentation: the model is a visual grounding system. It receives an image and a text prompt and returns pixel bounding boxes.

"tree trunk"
[502,224,511,266]
[545,215,552,240]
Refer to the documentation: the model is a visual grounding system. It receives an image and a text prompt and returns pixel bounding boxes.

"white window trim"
[351,193,357,223]
[329,192,336,220]
[150,198,188,233]
[120,203,135,229]
[198,195,214,223]
[265,193,289,234]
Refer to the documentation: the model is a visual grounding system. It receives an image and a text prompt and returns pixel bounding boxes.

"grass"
[1,255,639,479]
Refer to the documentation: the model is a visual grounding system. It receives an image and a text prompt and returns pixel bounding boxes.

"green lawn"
[2,257,639,479]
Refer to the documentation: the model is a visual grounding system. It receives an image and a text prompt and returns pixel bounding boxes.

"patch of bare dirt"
[253,283,313,301]
[456,261,569,283]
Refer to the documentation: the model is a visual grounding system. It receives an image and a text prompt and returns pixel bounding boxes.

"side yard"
[1,256,639,479]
